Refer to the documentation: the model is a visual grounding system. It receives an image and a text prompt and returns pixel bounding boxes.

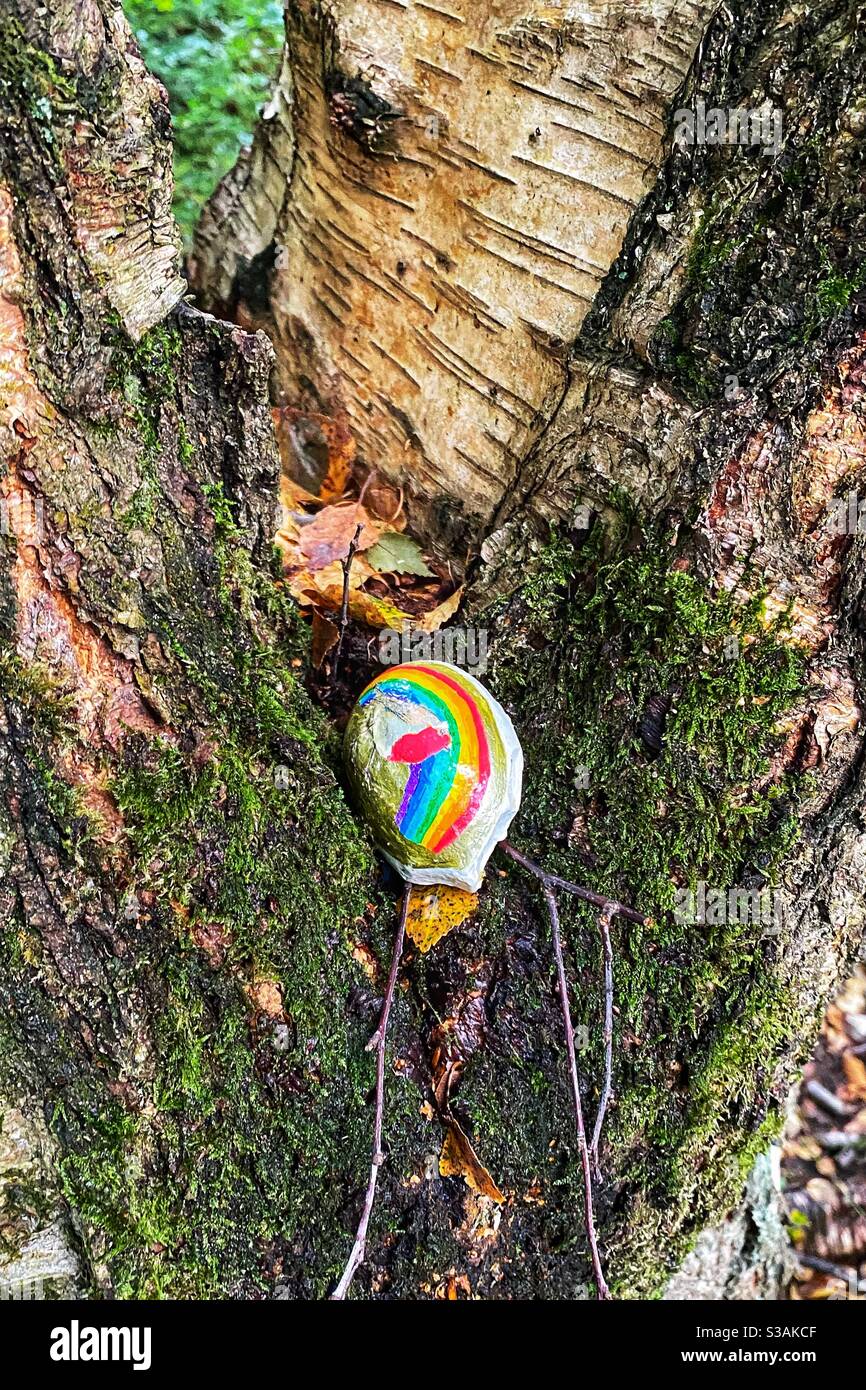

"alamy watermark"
[829,490,866,535]
[378,621,488,673]
[50,1320,152,1371]
[0,1275,42,1300]
[673,98,783,157]
[675,880,784,937]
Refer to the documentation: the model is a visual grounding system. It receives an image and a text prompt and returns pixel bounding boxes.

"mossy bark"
[1,0,865,1303]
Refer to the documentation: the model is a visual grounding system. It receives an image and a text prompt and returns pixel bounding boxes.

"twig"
[331,889,409,1300]
[796,1252,865,1293]
[543,883,610,1300]
[590,905,614,1182]
[815,1130,866,1153]
[500,841,649,925]
[499,840,646,1298]
[805,1078,856,1120]
[331,522,362,689]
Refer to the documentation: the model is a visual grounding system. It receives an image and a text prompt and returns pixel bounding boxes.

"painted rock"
[344,661,523,893]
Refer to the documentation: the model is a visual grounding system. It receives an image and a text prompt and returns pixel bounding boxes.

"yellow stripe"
[363,664,483,850]
[416,671,479,849]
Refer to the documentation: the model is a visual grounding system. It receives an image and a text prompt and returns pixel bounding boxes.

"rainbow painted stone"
[344,662,523,893]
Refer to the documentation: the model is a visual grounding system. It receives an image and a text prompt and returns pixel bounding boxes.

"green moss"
[41,601,393,1296]
[686,207,741,291]
[127,324,183,402]
[804,249,866,340]
[106,324,185,531]
[468,519,807,1295]
[1,467,407,1299]
[2,644,393,1297]
[498,527,802,910]
[0,18,76,109]
[0,650,75,738]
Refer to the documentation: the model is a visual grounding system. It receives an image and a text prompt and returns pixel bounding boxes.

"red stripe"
[409,665,491,852]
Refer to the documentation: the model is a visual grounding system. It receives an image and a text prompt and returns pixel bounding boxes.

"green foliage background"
[124,0,284,243]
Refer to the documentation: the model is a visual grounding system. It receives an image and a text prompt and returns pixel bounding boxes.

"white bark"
[195,1,713,526]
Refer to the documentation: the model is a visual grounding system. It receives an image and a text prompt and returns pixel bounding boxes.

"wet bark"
[1,0,866,1302]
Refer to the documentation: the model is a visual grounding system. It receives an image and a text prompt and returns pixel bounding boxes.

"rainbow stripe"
[359,664,491,853]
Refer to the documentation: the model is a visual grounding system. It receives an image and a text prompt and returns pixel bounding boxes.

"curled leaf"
[311,610,339,669]
[440,1120,505,1203]
[416,586,464,632]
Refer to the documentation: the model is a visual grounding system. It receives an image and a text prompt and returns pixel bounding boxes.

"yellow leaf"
[406,884,478,954]
[319,582,412,631]
[416,586,464,632]
[440,1120,504,1203]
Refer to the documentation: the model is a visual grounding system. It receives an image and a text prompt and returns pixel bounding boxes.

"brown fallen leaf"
[273,407,356,501]
[843,1051,866,1102]
[279,472,321,513]
[406,884,478,954]
[348,938,378,982]
[285,553,376,607]
[190,919,233,969]
[299,500,382,570]
[363,475,405,524]
[440,1119,505,1204]
[273,419,464,637]
[311,610,339,669]
[416,585,464,632]
[247,978,285,1019]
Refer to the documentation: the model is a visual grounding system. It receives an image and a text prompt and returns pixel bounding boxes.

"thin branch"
[499,840,645,1298]
[590,905,614,1182]
[500,840,649,925]
[796,1252,865,1293]
[331,889,410,1300]
[331,522,362,689]
[543,882,610,1301]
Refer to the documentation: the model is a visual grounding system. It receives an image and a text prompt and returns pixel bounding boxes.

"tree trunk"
[192,0,716,540]
[2,0,866,1302]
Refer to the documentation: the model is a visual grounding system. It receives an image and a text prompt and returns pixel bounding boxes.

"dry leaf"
[440,1120,505,1204]
[298,501,382,570]
[279,472,321,512]
[348,938,378,981]
[406,884,478,954]
[286,553,375,607]
[363,476,405,523]
[311,610,339,669]
[317,581,412,631]
[274,407,355,501]
[247,978,284,1019]
[273,421,463,638]
[416,586,464,632]
[843,1051,866,1102]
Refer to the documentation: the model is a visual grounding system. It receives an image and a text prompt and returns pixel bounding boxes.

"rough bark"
[0,0,377,1299]
[192,0,715,540]
[2,0,866,1304]
[194,0,866,1299]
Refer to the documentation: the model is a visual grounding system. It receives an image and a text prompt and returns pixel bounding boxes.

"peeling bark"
[193,1,714,537]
